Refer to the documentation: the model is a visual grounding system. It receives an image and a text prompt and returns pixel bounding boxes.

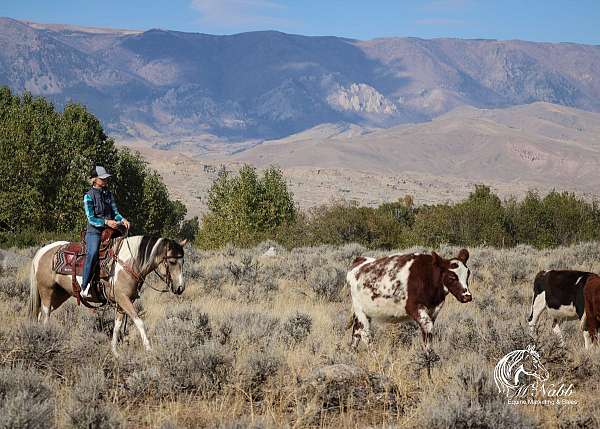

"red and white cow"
[347,249,472,349]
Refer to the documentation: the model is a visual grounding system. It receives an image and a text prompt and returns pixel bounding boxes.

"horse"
[493,345,549,397]
[29,235,188,356]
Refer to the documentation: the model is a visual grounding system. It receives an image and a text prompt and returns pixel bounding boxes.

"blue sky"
[2,0,599,44]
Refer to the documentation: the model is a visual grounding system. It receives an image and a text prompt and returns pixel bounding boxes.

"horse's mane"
[125,236,184,276]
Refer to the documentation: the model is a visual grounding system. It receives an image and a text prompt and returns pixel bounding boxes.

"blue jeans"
[81,232,101,290]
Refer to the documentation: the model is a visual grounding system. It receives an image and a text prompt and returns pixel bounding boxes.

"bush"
[418,354,538,428]
[156,340,232,398]
[155,305,212,345]
[281,312,312,346]
[67,368,122,429]
[0,367,54,429]
[307,266,346,302]
[237,352,282,400]
[10,321,70,372]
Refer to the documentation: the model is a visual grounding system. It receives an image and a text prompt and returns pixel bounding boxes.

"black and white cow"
[528,270,591,344]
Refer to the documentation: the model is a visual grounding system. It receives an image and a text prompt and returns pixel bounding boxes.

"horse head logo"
[493,345,549,397]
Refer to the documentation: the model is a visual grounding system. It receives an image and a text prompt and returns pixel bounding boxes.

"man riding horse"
[81,165,130,298]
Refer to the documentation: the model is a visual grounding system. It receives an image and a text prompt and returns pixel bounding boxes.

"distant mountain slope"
[231,102,600,191]
[1,17,599,143]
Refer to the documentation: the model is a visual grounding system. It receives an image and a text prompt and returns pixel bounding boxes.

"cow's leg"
[115,294,151,352]
[410,305,434,349]
[111,310,126,357]
[552,319,565,345]
[528,292,546,334]
[587,316,598,350]
[351,309,371,350]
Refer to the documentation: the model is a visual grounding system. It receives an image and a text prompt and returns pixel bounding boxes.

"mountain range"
[1,17,600,145]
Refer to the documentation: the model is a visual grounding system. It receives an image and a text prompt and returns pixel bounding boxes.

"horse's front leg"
[115,293,152,352]
[111,310,125,357]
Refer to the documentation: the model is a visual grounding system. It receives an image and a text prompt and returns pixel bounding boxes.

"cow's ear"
[179,238,189,247]
[457,248,469,263]
[431,251,442,266]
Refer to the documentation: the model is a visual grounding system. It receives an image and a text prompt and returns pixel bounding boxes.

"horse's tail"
[29,254,40,321]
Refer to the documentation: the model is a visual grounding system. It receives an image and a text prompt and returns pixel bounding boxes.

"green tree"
[0,87,189,246]
[198,165,296,248]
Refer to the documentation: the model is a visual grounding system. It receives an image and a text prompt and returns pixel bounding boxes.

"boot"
[81,284,92,299]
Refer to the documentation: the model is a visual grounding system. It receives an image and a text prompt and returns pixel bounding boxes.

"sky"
[2,0,599,44]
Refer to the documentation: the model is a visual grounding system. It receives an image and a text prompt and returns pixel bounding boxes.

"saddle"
[52,226,124,304]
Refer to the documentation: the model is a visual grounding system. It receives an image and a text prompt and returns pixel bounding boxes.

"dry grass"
[1,242,600,428]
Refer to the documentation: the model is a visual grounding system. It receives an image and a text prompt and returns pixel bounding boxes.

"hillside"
[1,17,600,145]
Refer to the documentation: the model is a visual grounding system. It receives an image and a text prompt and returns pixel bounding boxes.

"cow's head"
[432,249,472,303]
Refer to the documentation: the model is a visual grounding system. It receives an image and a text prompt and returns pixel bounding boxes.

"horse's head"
[154,238,188,295]
[519,345,549,383]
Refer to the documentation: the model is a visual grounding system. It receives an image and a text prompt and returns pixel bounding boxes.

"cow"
[582,274,600,349]
[347,249,472,349]
[527,270,591,345]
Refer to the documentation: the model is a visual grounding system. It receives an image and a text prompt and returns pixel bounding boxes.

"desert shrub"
[281,312,312,346]
[156,341,232,398]
[281,252,315,282]
[124,362,162,401]
[219,417,273,429]
[10,321,71,373]
[389,320,420,347]
[556,401,599,429]
[225,255,279,303]
[227,312,280,351]
[566,348,600,388]
[67,368,122,429]
[418,353,538,428]
[155,305,212,345]
[307,266,346,301]
[330,242,367,265]
[0,275,28,300]
[0,366,54,429]
[237,352,283,400]
[298,364,401,418]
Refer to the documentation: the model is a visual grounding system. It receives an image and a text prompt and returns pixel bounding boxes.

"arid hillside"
[136,102,600,219]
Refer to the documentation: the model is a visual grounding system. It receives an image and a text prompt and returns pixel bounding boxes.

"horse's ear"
[457,248,469,264]
[431,251,442,266]
[179,238,189,247]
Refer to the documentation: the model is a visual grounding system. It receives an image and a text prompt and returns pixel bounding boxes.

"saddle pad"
[52,243,115,278]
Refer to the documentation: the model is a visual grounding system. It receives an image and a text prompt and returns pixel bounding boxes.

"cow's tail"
[29,252,41,321]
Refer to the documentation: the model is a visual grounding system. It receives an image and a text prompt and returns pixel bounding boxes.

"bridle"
[148,252,183,294]
[111,235,182,294]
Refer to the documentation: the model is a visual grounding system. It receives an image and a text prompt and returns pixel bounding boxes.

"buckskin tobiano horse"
[29,235,187,356]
